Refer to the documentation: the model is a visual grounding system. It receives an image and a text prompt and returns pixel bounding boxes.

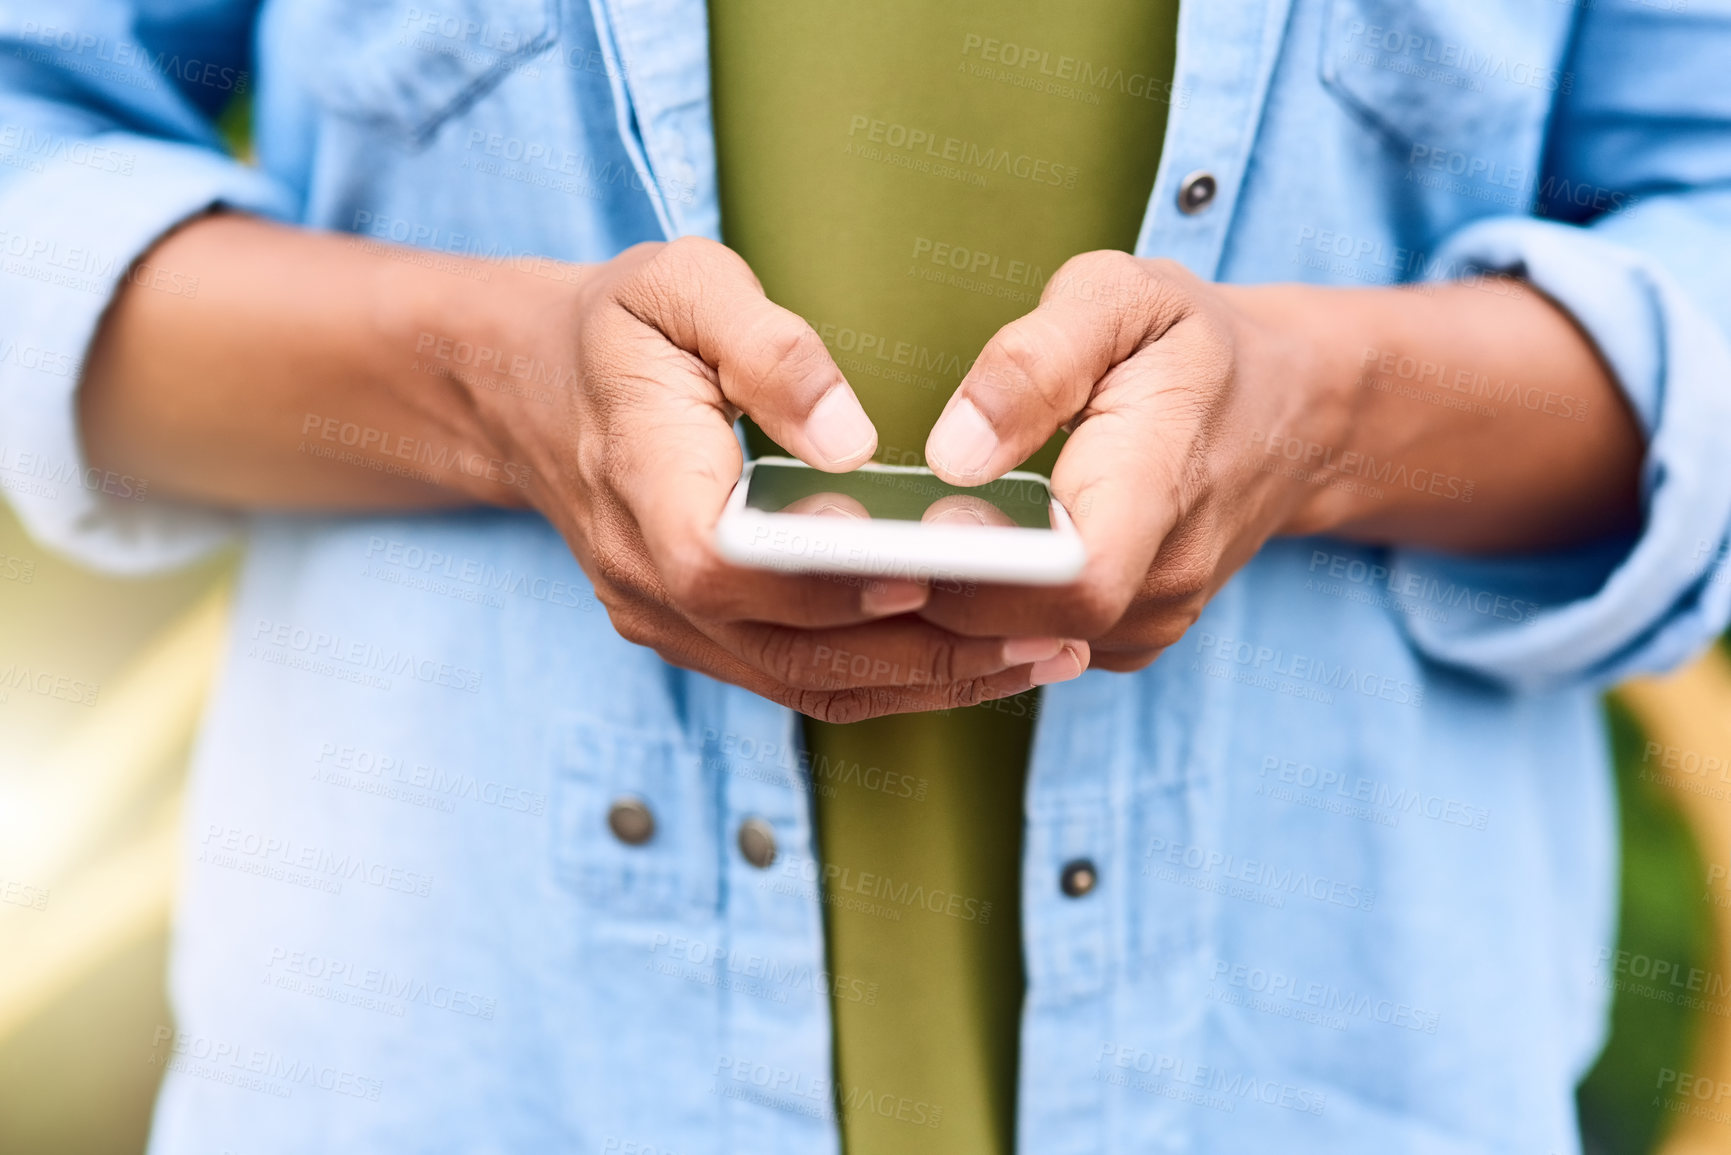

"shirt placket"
[693,676,839,1155]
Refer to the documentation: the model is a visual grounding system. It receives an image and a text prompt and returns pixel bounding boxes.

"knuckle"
[925,641,961,686]
[793,689,873,726]
[945,679,991,710]
[1154,560,1214,603]
[1144,615,1197,653]
[738,310,828,383]
[1064,582,1129,638]
[1099,648,1162,673]
[660,545,726,616]
[749,628,806,684]
[990,323,1051,389]
[605,606,658,650]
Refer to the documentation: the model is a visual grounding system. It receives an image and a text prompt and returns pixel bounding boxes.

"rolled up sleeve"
[0,5,295,575]
[1389,0,1731,693]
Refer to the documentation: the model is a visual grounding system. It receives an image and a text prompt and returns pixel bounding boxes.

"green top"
[709,3,1177,1152]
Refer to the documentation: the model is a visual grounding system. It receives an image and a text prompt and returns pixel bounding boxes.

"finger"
[617,596,1063,721]
[709,615,1078,692]
[620,236,877,472]
[798,663,1041,724]
[924,250,1185,485]
[593,340,916,627]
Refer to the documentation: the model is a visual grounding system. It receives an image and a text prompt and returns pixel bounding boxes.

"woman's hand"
[915,250,1641,671]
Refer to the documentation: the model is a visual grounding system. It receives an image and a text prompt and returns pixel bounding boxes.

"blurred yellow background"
[1,494,1728,1154]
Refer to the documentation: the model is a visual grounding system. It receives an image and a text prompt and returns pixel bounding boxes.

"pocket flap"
[1319,0,1565,157]
[307,0,558,143]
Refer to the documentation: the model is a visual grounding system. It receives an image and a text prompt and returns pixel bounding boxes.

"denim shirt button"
[1177,170,1218,214]
[607,796,656,845]
[737,817,778,868]
[1059,859,1098,898]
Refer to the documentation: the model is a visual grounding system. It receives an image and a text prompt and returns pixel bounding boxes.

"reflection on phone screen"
[745,463,1053,529]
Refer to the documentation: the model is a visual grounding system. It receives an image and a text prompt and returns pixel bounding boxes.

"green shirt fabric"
[709,4,1177,1152]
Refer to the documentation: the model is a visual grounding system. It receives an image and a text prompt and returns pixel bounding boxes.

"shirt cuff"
[1387,216,1731,692]
[0,133,295,574]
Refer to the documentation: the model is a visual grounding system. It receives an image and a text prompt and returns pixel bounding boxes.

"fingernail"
[926,398,998,481]
[1002,636,1065,665]
[807,384,877,466]
[1029,644,1084,686]
[861,579,928,616]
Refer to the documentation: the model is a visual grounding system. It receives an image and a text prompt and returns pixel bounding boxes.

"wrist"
[1221,283,1378,539]
[367,247,591,510]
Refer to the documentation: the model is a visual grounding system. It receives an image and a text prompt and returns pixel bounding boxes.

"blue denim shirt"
[4,0,1731,1151]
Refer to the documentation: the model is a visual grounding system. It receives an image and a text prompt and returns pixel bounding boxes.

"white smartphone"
[714,456,1085,585]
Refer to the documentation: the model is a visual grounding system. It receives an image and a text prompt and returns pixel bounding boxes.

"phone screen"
[744,463,1054,530]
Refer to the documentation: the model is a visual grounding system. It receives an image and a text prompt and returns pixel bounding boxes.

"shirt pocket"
[303,0,559,144]
[551,719,719,920]
[1318,0,1566,165]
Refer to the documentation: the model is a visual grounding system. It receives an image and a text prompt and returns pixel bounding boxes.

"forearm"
[78,213,572,512]
[1238,278,1644,555]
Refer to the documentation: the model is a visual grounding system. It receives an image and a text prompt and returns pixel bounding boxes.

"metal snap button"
[607,796,655,846]
[737,817,778,869]
[1177,170,1218,214]
[1060,858,1098,898]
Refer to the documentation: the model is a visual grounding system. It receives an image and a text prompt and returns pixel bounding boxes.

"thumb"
[625,237,877,472]
[924,250,1170,486]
